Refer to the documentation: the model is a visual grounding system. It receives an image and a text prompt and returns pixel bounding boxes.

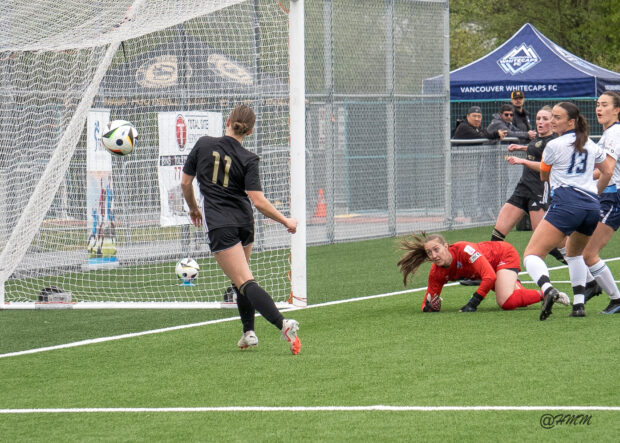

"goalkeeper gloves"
[422,293,442,312]
[459,292,484,312]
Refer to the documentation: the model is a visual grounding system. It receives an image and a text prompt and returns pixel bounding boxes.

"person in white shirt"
[582,91,620,314]
[522,101,614,320]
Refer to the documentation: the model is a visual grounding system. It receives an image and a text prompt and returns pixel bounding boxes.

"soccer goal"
[0,0,306,308]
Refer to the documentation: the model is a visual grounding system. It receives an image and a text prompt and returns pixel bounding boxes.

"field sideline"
[1,226,619,441]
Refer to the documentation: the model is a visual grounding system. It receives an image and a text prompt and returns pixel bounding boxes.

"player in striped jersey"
[397,232,569,313]
[523,102,615,320]
[582,91,620,314]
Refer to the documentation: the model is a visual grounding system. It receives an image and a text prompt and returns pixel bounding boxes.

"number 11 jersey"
[183,135,262,230]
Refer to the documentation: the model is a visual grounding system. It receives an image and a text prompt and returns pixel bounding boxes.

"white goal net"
[0,0,296,308]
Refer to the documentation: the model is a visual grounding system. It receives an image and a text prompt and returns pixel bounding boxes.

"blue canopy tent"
[424,23,620,100]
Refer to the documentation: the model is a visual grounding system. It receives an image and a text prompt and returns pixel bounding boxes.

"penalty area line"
[1,405,619,414]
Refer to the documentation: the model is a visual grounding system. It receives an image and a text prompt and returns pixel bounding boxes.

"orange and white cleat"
[281,319,301,355]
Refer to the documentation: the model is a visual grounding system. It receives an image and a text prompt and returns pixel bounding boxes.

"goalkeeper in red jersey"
[397,232,569,312]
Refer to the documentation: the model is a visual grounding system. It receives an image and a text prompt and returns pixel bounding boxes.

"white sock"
[573,294,585,305]
[589,260,620,300]
[586,269,595,284]
[566,255,587,287]
[566,255,587,305]
[524,255,551,292]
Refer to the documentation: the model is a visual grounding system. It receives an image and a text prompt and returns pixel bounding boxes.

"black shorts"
[506,183,549,213]
[207,225,254,253]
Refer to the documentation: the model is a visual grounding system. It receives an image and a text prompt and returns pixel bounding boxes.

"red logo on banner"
[176,115,187,151]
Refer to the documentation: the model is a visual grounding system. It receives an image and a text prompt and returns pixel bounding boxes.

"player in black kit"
[490,106,567,264]
[181,105,301,354]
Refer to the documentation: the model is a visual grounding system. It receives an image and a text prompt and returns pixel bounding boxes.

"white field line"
[0,316,241,359]
[0,283,442,360]
[521,281,620,284]
[1,257,618,360]
[0,405,619,414]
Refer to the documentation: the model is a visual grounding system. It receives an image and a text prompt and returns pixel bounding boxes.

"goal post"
[0,0,305,309]
[289,0,307,307]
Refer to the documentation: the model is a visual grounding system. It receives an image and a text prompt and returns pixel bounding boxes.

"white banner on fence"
[86,110,118,267]
[157,111,223,227]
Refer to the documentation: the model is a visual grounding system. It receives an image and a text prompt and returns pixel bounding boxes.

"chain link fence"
[305,0,451,245]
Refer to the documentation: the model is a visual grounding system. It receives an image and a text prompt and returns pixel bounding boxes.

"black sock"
[234,284,255,333]
[537,276,554,296]
[491,228,505,242]
[548,248,566,264]
[239,280,284,329]
[585,280,599,289]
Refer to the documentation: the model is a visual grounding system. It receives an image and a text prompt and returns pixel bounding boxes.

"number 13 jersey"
[542,131,606,197]
[183,135,262,230]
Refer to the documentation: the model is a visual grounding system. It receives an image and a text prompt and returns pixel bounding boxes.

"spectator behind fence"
[451,106,506,222]
[452,106,506,141]
[487,104,534,143]
[510,90,536,138]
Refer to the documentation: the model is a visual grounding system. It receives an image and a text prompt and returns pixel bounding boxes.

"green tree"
[450,0,620,71]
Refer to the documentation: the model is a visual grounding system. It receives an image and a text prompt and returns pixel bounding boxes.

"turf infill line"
[1,406,619,413]
[2,257,618,360]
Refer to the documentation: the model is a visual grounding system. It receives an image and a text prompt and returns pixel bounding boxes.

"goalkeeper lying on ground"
[397,232,569,312]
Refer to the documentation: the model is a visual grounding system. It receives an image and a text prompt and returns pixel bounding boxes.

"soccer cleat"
[540,287,559,321]
[289,336,301,355]
[237,330,258,349]
[600,298,620,314]
[583,281,602,304]
[556,291,570,306]
[281,319,301,355]
[569,303,586,317]
[459,278,482,286]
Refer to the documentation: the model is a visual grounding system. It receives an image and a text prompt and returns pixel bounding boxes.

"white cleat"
[281,319,301,355]
[237,330,258,349]
[556,291,571,306]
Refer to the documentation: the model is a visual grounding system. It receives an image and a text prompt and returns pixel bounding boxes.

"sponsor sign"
[157,111,223,226]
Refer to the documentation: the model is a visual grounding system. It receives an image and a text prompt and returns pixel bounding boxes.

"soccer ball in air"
[101,120,138,156]
[175,258,200,284]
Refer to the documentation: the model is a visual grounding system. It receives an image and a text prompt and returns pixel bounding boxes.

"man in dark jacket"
[510,91,536,140]
[453,106,506,140]
[487,104,532,143]
[451,106,506,222]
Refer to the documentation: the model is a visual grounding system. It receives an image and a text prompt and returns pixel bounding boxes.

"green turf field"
[1,226,619,441]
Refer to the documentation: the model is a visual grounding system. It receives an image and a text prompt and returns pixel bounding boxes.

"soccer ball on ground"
[175,258,200,284]
[101,120,138,156]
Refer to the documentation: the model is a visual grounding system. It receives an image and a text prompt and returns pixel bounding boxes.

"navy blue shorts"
[544,203,599,236]
[600,192,620,231]
[207,225,254,253]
